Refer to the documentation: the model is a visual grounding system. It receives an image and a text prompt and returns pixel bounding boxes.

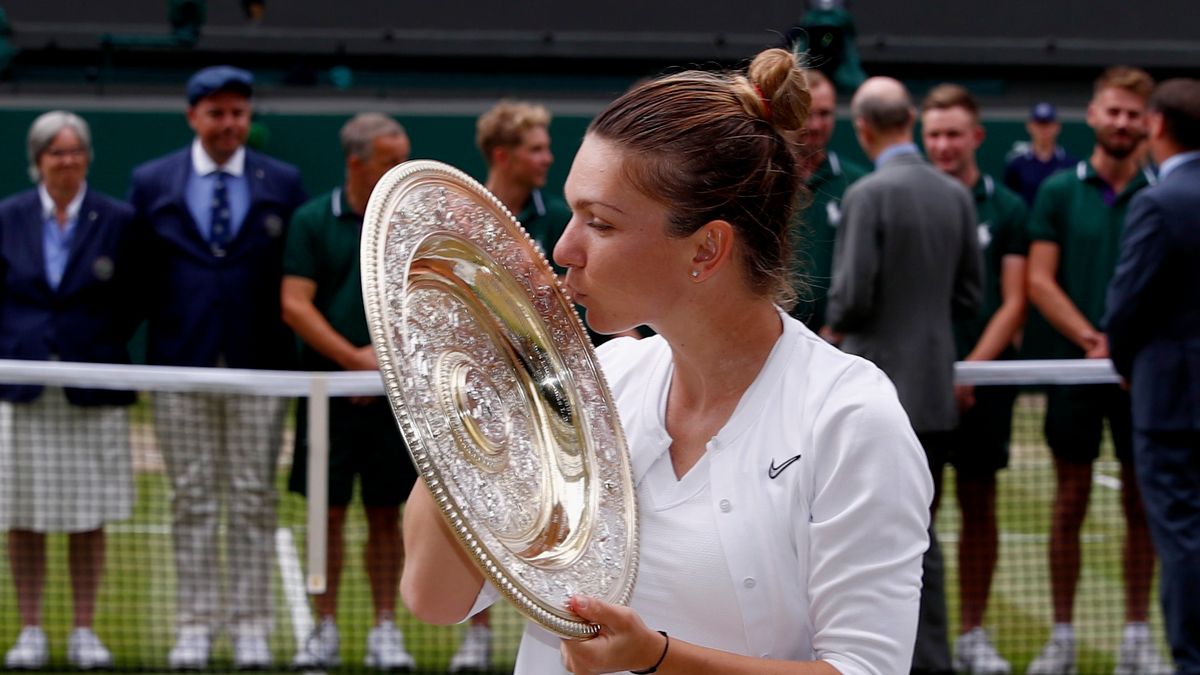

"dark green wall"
[0,108,1093,205]
[0,109,593,202]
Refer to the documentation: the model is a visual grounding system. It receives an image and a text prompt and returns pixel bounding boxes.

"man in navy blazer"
[127,65,306,670]
[1105,78,1200,675]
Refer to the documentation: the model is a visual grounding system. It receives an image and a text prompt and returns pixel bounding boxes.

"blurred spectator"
[452,101,566,670]
[1024,66,1169,675]
[783,68,868,334]
[1003,102,1077,207]
[476,99,571,270]
[282,113,416,671]
[1105,77,1200,675]
[127,65,307,670]
[922,84,1029,675]
[0,111,139,670]
[828,76,983,675]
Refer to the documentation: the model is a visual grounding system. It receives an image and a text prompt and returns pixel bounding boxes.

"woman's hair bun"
[741,47,811,132]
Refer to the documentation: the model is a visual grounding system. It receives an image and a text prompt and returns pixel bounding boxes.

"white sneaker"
[168,625,212,671]
[1026,638,1077,675]
[364,620,415,672]
[4,626,48,670]
[954,627,1011,675]
[233,631,271,670]
[68,628,114,670]
[292,618,340,669]
[1114,634,1173,675]
[448,625,492,672]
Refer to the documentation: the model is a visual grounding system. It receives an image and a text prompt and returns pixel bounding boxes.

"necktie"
[210,171,231,256]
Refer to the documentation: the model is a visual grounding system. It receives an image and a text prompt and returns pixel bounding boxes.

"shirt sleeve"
[1000,193,1031,257]
[282,203,318,280]
[1026,177,1062,244]
[805,364,933,675]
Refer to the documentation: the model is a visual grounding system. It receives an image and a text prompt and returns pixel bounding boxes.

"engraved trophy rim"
[360,159,639,639]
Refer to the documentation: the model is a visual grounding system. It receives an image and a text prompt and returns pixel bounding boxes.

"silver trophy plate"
[360,160,638,638]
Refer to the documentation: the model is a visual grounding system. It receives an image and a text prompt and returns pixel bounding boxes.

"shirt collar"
[1077,159,1157,191]
[38,182,87,222]
[1158,150,1200,181]
[971,174,995,202]
[191,138,246,177]
[330,186,360,221]
[874,142,920,169]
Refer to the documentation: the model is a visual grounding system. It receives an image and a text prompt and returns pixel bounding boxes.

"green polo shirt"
[790,151,869,330]
[516,188,572,273]
[282,187,370,371]
[953,174,1029,359]
[1026,160,1154,358]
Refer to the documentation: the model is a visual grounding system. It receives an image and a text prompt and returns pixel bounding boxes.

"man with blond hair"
[1025,66,1170,675]
[477,99,571,267]
[443,99,573,671]
[921,83,1029,675]
[830,76,983,675]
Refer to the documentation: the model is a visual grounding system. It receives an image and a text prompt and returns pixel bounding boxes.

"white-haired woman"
[0,111,140,670]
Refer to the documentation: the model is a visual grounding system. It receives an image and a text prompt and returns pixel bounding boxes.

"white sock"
[1051,623,1075,643]
[1123,622,1150,641]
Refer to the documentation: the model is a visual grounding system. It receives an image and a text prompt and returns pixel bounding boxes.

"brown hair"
[1094,66,1155,101]
[1150,78,1200,150]
[587,48,811,307]
[476,100,551,165]
[921,83,980,122]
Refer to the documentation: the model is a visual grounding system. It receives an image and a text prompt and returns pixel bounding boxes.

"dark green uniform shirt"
[1026,160,1155,358]
[516,188,572,274]
[281,187,369,371]
[953,175,1029,359]
[790,151,869,330]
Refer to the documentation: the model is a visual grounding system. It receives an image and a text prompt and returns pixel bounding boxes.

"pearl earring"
[690,269,700,278]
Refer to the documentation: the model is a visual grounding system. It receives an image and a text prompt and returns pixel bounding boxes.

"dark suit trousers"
[913,431,953,674]
[1134,429,1200,674]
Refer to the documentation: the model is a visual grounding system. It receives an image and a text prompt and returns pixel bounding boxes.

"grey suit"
[828,150,983,434]
[827,148,983,674]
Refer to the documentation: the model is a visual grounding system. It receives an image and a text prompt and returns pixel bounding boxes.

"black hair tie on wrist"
[630,631,670,675]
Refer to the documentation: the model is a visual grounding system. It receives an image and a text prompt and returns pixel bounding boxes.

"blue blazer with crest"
[1105,155,1200,432]
[128,146,306,370]
[0,188,139,405]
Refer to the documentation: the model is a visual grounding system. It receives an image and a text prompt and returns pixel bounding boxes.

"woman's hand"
[559,595,667,675]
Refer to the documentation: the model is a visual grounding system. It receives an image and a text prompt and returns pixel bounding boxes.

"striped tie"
[210,171,231,256]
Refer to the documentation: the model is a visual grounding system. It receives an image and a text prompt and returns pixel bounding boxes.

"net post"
[305,375,329,595]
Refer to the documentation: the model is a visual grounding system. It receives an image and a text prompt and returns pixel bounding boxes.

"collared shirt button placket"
[719,499,732,513]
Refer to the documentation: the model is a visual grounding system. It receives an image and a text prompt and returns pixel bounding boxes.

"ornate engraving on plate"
[360,160,638,639]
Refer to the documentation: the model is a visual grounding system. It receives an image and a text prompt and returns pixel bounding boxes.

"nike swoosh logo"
[768,454,803,479]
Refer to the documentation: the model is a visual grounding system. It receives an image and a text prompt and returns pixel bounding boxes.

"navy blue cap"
[186,65,253,105]
[1030,101,1057,122]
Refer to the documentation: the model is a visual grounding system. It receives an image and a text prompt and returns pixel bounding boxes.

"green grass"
[0,393,1173,673]
[0,436,528,673]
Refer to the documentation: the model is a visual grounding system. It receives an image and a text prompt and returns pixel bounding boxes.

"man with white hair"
[828,75,983,675]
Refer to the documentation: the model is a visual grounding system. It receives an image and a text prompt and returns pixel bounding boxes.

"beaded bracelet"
[630,631,670,675]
